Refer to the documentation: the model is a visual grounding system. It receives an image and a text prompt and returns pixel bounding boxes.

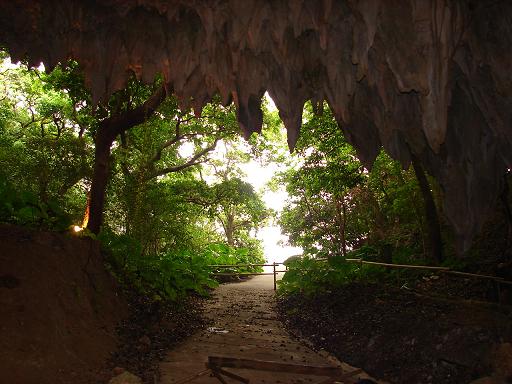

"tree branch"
[145,139,219,180]
[99,84,167,142]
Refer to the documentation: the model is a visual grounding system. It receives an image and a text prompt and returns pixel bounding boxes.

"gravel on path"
[159,276,380,383]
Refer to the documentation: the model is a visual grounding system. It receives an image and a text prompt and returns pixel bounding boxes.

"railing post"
[273,262,277,291]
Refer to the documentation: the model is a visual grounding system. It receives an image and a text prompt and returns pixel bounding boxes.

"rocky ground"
[277,282,512,384]
[98,292,206,383]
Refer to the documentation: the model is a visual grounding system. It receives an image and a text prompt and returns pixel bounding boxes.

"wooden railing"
[207,262,287,290]
[209,257,512,294]
[342,258,512,302]
[344,258,512,284]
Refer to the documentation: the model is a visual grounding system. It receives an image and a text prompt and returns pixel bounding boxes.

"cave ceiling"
[1,0,511,248]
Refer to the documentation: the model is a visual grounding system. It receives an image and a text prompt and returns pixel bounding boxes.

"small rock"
[138,335,151,346]
[108,371,142,384]
[112,367,125,375]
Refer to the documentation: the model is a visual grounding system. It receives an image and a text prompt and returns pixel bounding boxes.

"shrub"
[0,176,72,230]
[100,232,265,301]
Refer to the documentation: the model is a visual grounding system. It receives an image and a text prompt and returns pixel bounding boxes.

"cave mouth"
[1,1,511,247]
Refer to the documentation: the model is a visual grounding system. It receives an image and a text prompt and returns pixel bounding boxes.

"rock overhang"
[1,0,510,249]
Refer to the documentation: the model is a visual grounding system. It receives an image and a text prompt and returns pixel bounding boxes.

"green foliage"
[0,176,72,229]
[101,231,266,301]
[201,243,265,273]
[275,101,459,294]
[277,102,434,263]
[0,52,271,303]
[0,54,92,224]
[278,256,362,296]
[208,177,269,246]
[278,250,432,296]
[277,103,366,258]
[349,244,379,260]
[100,231,216,300]
[103,93,252,255]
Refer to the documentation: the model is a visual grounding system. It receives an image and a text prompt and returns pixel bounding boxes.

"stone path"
[159,275,378,383]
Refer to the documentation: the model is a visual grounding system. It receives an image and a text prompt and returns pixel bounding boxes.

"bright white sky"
[239,159,302,267]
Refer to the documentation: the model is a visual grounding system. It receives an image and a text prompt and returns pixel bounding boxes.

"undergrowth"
[100,231,265,301]
[278,245,459,296]
[0,176,72,230]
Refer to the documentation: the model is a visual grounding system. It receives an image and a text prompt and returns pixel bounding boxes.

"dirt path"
[159,276,378,383]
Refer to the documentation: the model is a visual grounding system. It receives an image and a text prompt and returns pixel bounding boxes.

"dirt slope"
[278,283,512,384]
[0,224,127,384]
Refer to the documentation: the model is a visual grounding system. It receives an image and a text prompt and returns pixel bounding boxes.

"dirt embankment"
[0,224,128,384]
[278,283,512,384]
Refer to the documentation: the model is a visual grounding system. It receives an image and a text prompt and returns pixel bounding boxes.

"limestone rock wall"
[1,0,510,247]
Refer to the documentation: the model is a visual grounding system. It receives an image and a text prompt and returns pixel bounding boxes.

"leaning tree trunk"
[411,154,444,265]
[86,86,166,234]
[87,128,117,234]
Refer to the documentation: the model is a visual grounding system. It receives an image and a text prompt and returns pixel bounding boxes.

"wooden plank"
[316,369,363,383]
[211,367,250,383]
[316,378,337,384]
[208,356,348,377]
[172,369,212,384]
[211,370,228,384]
[212,272,276,276]
[208,263,284,268]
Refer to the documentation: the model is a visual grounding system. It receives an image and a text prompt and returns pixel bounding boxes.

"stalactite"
[1,0,511,247]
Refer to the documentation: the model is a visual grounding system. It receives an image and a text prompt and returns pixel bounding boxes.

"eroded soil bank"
[0,224,205,384]
[0,224,127,384]
[277,283,512,384]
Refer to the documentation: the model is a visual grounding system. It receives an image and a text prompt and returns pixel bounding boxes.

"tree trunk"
[411,154,444,264]
[225,211,235,246]
[334,197,347,257]
[85,85,166,234]
[87,129,115,234]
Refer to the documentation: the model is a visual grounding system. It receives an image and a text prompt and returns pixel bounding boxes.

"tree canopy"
[1,52,510,301]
